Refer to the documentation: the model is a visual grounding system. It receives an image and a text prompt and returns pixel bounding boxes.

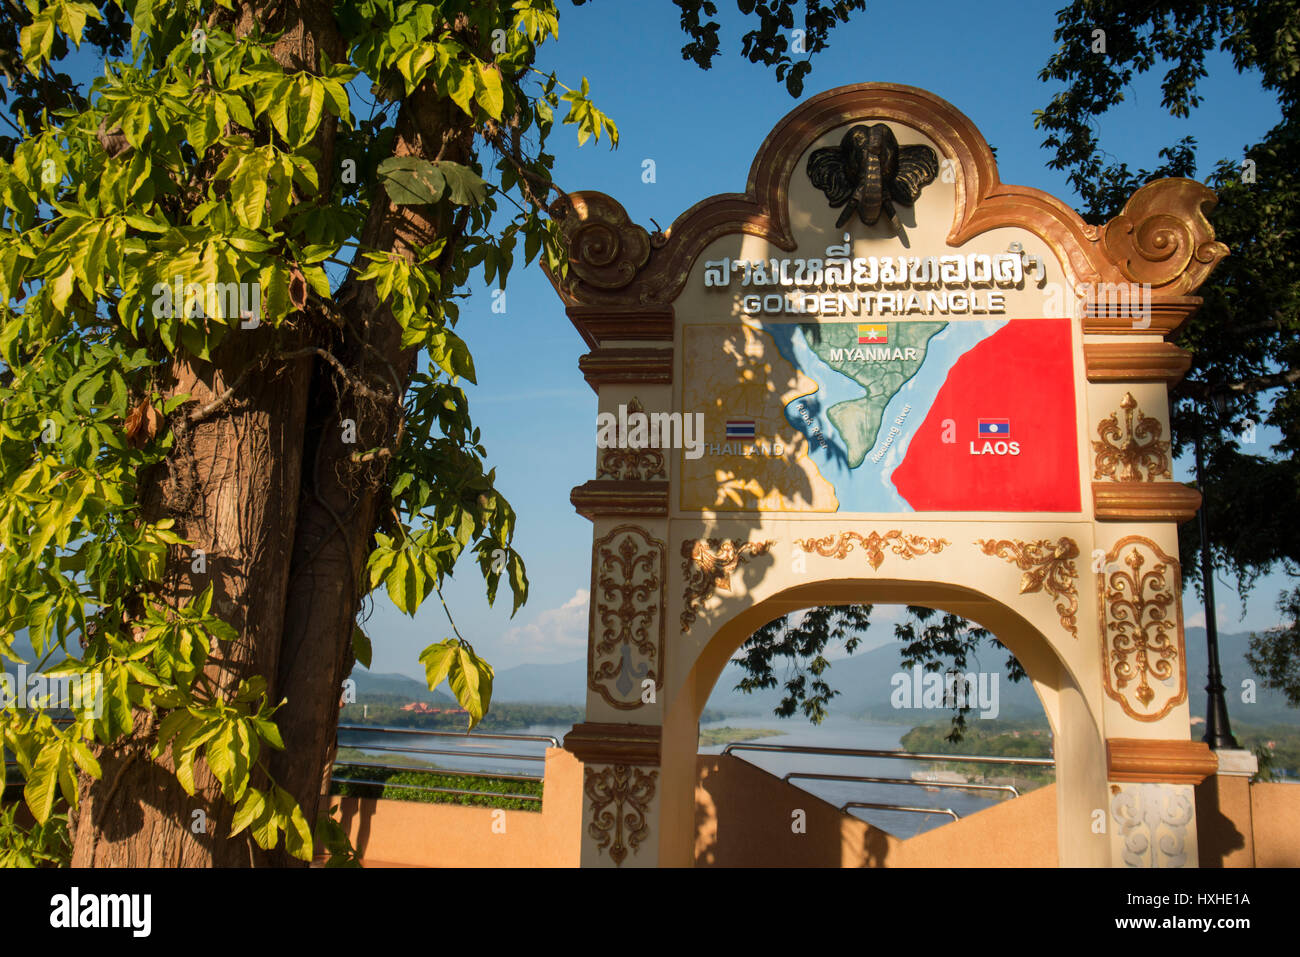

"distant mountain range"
[350,662,586,708]
[420,628,1298,728]
[351,671,455,706]
[14,618,1296,730]
[703,628,1298,726]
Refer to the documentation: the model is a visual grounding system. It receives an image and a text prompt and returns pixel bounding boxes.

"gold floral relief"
[1097,536,1187,721]
[596,397,667,481]
[976,537,1080,640]
[589,525,666,709]
[1093,392,1171,482]
[585,764,657,866]
[680,538,773,633]
[796,530,950,571]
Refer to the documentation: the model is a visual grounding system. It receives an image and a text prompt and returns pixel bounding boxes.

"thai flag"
[978,418,1011,437]
[725,419,756,439]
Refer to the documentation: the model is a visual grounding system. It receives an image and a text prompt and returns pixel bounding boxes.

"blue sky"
[351,1,1292,678]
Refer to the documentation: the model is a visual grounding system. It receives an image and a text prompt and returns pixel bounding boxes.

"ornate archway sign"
[547,84,1227,868]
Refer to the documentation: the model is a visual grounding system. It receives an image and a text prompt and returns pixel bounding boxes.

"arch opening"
[659,575,1108,867]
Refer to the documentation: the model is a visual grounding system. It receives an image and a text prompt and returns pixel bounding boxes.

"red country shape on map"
[891,318,1080,512]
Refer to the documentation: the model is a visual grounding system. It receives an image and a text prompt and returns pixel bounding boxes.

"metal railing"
[331,724,560,804]
[721,741,1054,821]
[783,771,1022,799]
[843,801,960,822]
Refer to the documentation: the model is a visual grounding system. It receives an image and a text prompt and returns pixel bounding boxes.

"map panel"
[680,318,1080,512]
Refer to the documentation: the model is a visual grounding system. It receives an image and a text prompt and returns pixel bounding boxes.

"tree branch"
[1177,368,1300,401]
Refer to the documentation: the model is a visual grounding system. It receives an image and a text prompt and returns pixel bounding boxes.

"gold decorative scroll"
[589,525,666,709]
[976,537,1080,640]
[596,397,667,481]
[1101,177,1229,296]
[1093,392,1171,482]
[796,530,950,570]
[680,538,773,633]
[1098,536,1187,721]
[553,192,654,294]
[585,764,657,866]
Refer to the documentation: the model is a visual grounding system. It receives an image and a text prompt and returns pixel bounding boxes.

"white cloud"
[501,588,589,659]
[1182,602,1234,631]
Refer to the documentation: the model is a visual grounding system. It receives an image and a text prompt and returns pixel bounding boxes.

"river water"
[338,715,1040,840]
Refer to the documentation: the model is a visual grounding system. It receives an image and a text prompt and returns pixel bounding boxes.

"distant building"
[400,702,442,714]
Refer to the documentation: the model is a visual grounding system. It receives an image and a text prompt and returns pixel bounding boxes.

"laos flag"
[978,418,1011,437]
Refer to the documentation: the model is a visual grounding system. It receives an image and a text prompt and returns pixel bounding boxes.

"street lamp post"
[1194,398,1239,751]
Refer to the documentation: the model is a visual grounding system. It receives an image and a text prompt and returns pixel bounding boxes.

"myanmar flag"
[858,324,888,344]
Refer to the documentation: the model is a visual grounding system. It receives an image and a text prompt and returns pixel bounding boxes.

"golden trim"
[1107,738,1218,785]
[1084,342,1192,385]
[588,525,666,710]
[564,722,662,766]
[565,305,674,349]
[680,538,774,633]
[1093,392,1171,481]
[796,530,950,571]
[579,348,673,391]
[1081,296,1202,336]
[976,537,1080,640]
[584,764,657,866]
[1098,536,1188,721]
[571,480,669,520]
[1092,482,1201,523]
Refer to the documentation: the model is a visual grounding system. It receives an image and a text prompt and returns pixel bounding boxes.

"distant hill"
[1186,627,1298,725]
[706,627,1300,728]
[352,659,590,706]
[377,627,1300,729]
[489,659,588,704]
[350,670,455,706]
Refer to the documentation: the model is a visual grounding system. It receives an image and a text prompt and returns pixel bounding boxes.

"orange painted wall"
[330,748,1296,868]
[332,747,582,867]
[695,753,1058,867]
[1249,782,1300,868]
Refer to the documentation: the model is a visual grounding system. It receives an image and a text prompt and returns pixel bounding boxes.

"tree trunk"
[267,86,474,862]
[71,3,476,865]
[72,337,314,866]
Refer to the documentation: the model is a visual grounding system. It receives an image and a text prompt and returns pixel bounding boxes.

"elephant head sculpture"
[806,123,940,232]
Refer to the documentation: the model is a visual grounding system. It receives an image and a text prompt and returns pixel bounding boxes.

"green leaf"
[69,739,101,778]
[24,743,63,825]
[476,63,504,119]
[376,157,487,207]
[418,638,456,692]
[230,787,266,838]
[284,801,313,861]
[351,625,372,669]
[19,12,55,71]
[384,551,412,615]
[448,644,493,730]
